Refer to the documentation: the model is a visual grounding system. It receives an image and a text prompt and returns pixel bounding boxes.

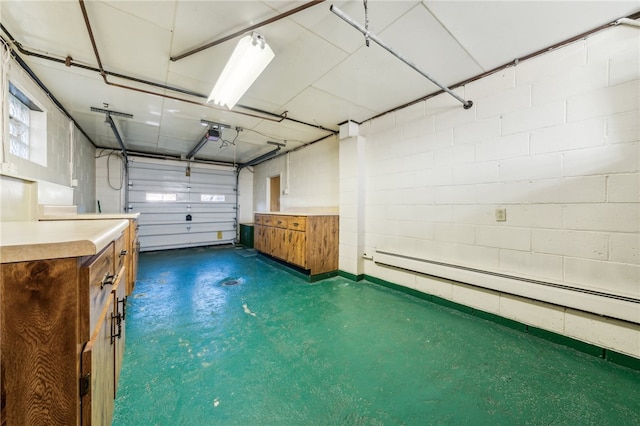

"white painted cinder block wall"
[95,152,125,213]
[253,137,339,213]
[340,25,639,357]
[0,52,96,219]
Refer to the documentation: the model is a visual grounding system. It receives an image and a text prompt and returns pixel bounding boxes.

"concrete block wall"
[72,126,96,213]
[95,152,125,213]
[4,57,71,186]
[237,168,254,225]
[344,24,639,357]
[1,52,96,216]
[253,137,339,213]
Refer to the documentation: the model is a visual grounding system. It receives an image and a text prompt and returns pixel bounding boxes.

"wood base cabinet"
[126,217,140,295]
[254,213,338,276]
[1,232,129,425]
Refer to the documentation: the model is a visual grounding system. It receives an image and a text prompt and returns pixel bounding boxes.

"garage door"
[127,157,237,252]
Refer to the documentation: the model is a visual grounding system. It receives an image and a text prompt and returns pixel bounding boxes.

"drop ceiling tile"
[424,1,640,71]
[117,121,160,145]
[379,4,483,81]
[284,86,379,127]
[1,1,95,64]
[84,1,172,82]
[171,1,275,55]
[245,24,349,107]
[312,42,437,112]
[101,1,177,31]
[275,1,421,54]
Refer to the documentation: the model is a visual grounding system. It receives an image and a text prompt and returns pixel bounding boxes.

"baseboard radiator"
[373,250,640,325]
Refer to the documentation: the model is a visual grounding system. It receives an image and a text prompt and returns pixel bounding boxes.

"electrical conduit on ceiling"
[75,0,337,134]
[362,11,640,124]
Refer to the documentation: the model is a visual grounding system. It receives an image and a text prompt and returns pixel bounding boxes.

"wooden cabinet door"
[254,225,265,252]
[128,219,139,295]
[287,230,306,268]
[81,297,115,426]
[271,227,287,260]
[113,267,127,397]
[1,258,80,425]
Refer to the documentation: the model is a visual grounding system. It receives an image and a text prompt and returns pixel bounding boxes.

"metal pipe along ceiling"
[74,0,336,133]
[330,5,473,110]
[362,9,640,125]
[171,0,325,62]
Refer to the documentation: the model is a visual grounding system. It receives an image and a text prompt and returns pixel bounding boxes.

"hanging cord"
[107,151,124,190]
[219,127,240,149]
[364,0,370,47]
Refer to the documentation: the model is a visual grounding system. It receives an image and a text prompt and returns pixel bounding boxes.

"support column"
[338,120,366,279]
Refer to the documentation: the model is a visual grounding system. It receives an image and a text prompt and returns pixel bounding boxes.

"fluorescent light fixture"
[207,32,275,109]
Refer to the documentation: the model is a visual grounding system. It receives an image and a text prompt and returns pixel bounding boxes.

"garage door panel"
[128,157,237,251]
[130,205,237,216]
[142,222,234,235]
[139,214,236,225]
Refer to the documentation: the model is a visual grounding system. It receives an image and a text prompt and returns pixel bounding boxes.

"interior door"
[270,176,280,212]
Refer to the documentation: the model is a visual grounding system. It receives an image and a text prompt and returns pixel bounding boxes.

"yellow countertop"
[1,219,129,263]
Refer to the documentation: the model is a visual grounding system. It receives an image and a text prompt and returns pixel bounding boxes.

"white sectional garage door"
[128,157,237,252]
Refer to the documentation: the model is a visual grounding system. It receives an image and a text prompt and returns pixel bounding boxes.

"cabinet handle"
[111,312,122,344]
[292,222,299,227]
[119,249,128,257]
[118,296,127,320]
[101,273,115,289]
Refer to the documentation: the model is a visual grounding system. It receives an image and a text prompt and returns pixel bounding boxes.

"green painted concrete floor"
[113,246,640,425]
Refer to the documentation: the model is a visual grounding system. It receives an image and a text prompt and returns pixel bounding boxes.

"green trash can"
[239,223,254,248]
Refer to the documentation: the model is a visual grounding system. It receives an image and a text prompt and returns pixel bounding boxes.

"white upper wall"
[338,23,639,357]
[0,44,96,218]
[253,136,339,213]
[358,24,639,300]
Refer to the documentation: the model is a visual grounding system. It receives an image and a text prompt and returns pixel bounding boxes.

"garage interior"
[1,1,639,424]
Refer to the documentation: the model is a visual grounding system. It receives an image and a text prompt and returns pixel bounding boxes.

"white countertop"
[39,212,140,220]
[1,220,129,263]
[254,211,338,216]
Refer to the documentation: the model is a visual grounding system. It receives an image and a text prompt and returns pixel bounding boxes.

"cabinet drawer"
[114,232,126,272]
[81,242,116,340]
[273,215,288,229]
[287,216,307,231]
[261,215,274,226]
[254,214,264,225]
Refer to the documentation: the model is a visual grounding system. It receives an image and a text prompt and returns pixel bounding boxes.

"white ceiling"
[1,1,638,165]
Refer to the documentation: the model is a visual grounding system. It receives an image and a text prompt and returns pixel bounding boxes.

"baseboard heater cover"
[373,250,639,325]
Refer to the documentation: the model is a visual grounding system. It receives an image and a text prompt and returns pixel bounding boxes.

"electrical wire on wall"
[95,149,124,190]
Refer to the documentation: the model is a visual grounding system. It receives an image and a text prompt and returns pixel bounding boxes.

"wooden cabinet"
[39,215,140,296]
[125,217,140,295]
[254,213,338,276]
[1,220,131,425]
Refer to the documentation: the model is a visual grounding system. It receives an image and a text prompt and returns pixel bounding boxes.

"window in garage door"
[127,157,237,252]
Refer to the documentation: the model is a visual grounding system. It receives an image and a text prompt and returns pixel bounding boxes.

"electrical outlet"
[495,208,507,222]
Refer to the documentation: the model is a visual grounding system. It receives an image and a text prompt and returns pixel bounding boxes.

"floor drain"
[221,279,240,287]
